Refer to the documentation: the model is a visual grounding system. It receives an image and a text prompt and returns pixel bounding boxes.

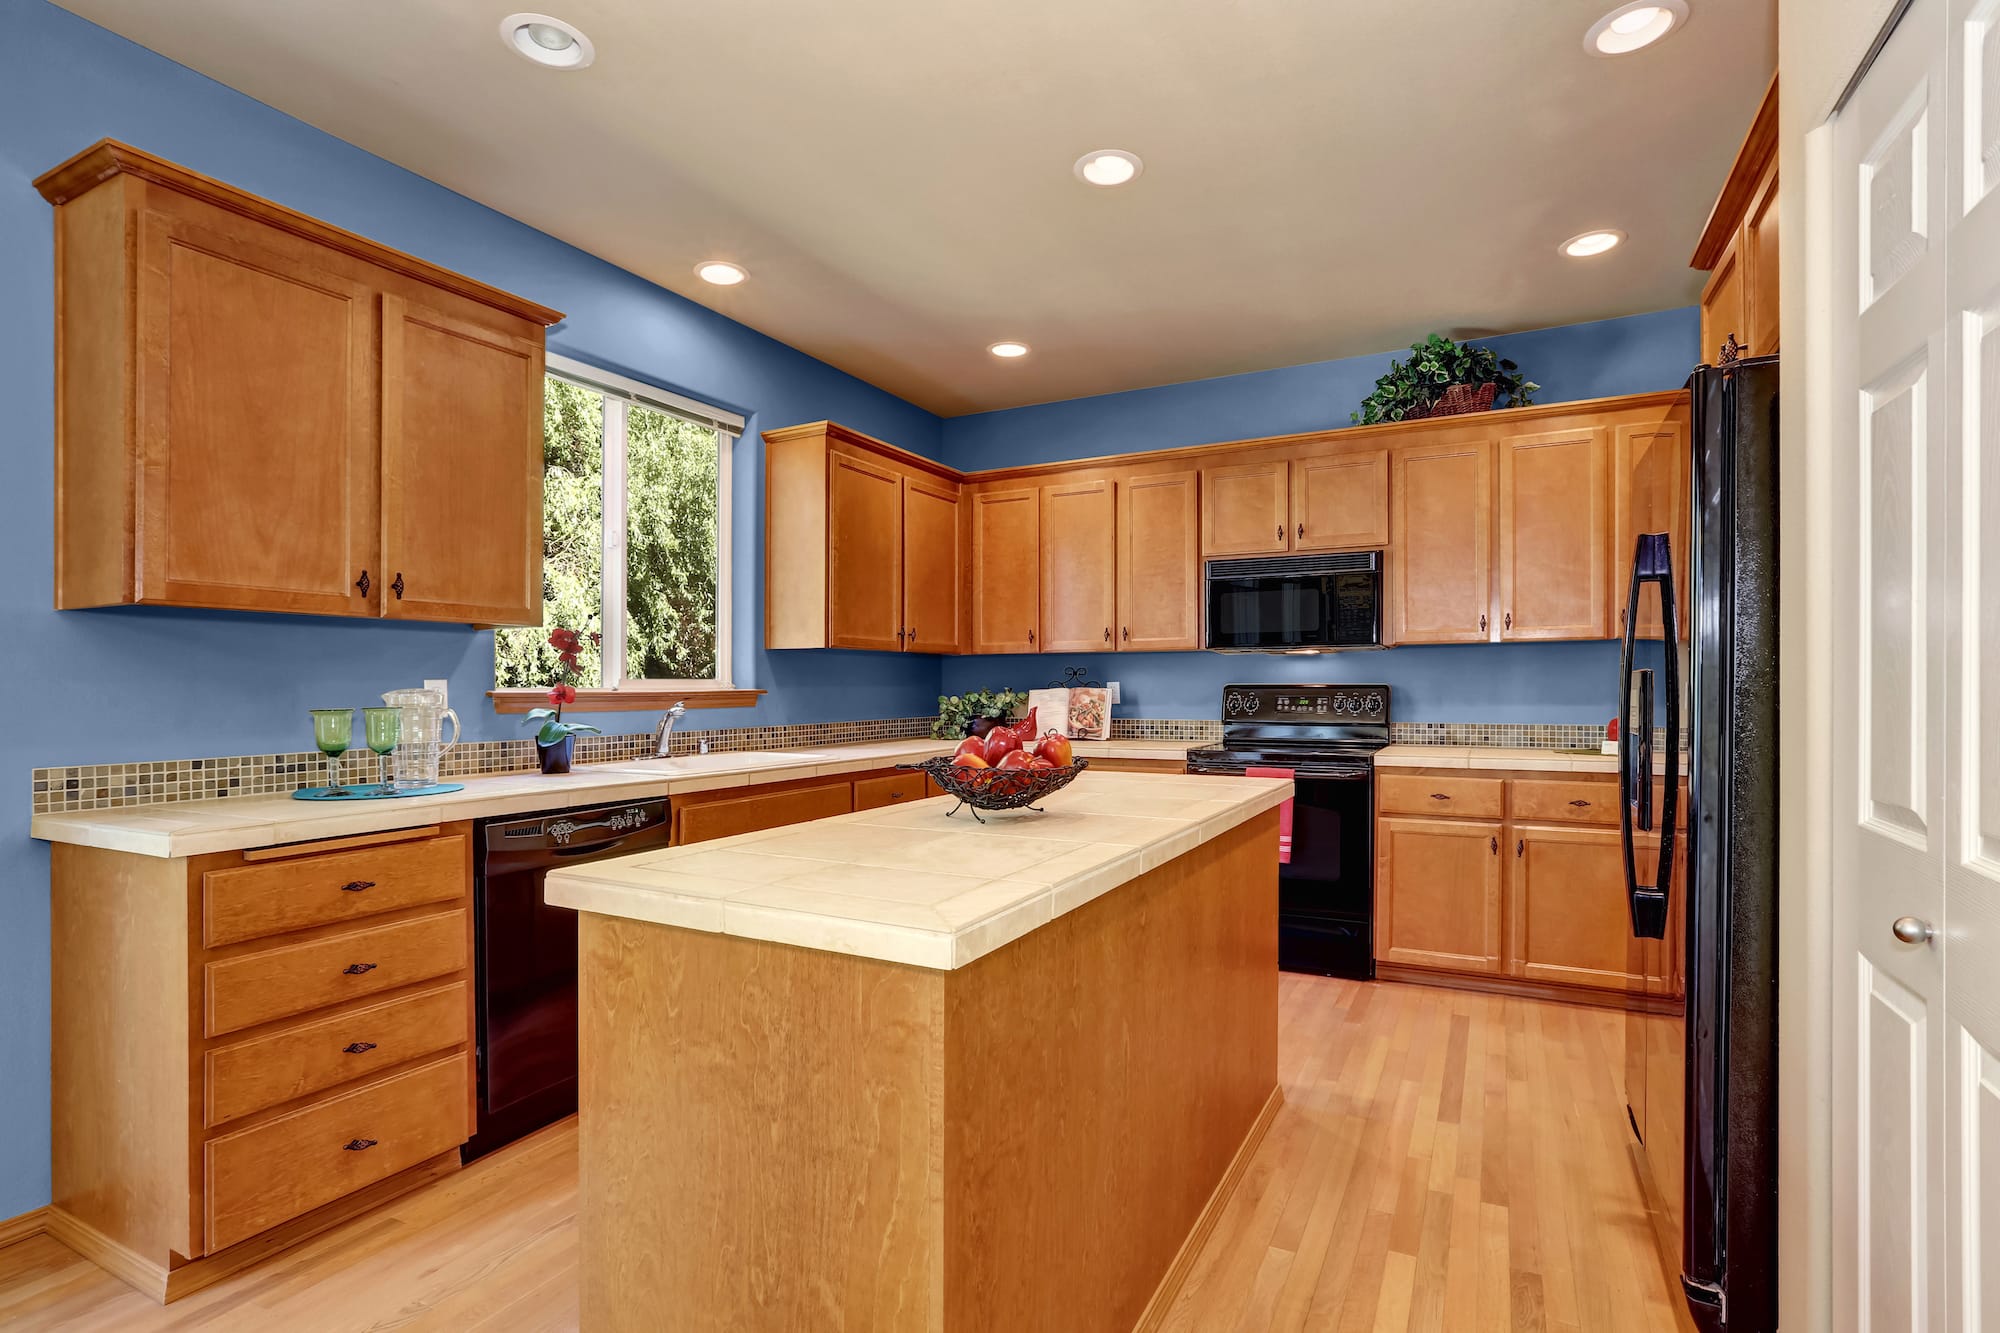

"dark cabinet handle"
[1480,614,1488,633]
[1296,522,1304,540]
[1122,626,1129,641]
[1569,799,1592,808]
[342,1041,377,1054]
[391,572,405,600]
[1028,630,1035,645]
[1104,627,1111,642]
[342,962,377,975]
[1276,524,1284,541]
[340,880,375,893]
[1620,607,1628,630]
[907,625,916,643]
[1490,835,1498,854]
[897,627,905,646]
[1516,839,1524,857]
[354,570,370,597]
[343,1138,378,1152]
[1505,611,1513,631]
[1430,792,1451,801]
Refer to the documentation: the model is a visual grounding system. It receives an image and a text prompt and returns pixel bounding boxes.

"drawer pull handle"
[343,1138,378,1152]
[1568,799,1592,808]
[343,962,377,975]
[340,880,376,893]
[1490,835,1498,854]
[1430,792,1451,801]
[342,1041,377,1054]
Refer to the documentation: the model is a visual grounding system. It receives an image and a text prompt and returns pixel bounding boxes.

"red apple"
[983,728,1022,766]
[996,749,1036,770]
[953,736,988,763]
[1035,733,1074,767]
[1027,755,1055,771]
[953,753,990,772]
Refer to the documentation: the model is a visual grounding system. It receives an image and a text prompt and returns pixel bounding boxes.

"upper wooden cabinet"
[763,423,963,654]
[1117,470,1201,651]
[1694,77,1779,363]
[1293,449,1389,550]
[1389,439,1494,643]
[1201,460,1290,557]
[38,141,560,626]
[1496,425,1610,640]
[1039,477,1117,652]
[970,488,1040,653]
[1613,414,1692,640]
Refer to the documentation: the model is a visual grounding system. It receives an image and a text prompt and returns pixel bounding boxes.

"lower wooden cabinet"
[670,766,939,844]
[1375,816,1505,975]
[1509,824,1669,993]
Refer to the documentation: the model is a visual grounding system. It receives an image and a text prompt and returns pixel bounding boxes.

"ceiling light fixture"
[1072,149,1144,187]
[988,341,1031,359]
[499,13,595,69]
[1560,229,1627,257]
[695,260,748,286]
[1584,1,1687,56]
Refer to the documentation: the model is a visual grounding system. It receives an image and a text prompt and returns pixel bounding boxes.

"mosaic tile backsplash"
[32,716,1648,815]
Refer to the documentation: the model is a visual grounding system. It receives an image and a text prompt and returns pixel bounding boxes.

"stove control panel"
[1221,684,1390,724]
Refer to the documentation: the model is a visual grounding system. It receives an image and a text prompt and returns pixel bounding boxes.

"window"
[494,355,742,701]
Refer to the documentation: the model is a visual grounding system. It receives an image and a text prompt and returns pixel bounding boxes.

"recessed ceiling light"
[988,341,1030,359]
[695,260,748,286]
[1073,150,1144,187]
[499,13,595,69]
[1584,1,1687,56]
[1560,229,1627,257]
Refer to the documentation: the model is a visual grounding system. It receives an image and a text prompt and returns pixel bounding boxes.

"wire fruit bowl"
[899,756,1090,823]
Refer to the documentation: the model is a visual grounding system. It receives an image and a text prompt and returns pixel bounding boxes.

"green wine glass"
[310,708,354,796]
[363,707,401,795]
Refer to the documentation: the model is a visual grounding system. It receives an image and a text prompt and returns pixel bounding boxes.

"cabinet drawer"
[1508,779,1618,826]
[1376,773,1506,819]
[204,1053,469,1252]
[205,982,469,1126]
[204,835,467,948]
[852,772,935,812]
[673,782,853,846]
[205,910,467,1037]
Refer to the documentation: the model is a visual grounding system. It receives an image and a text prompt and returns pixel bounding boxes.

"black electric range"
[1187,684,1390,979]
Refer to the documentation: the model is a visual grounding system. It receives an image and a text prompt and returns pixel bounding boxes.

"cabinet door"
[672,782,853,845]
[1375,816,1504,974]
[1509,825,1667,993]
[1117,469,1201,651]
[1038,477,1117,652]
[823,451,904,651]
[1744,161,1781,356]
[1389,441,1493,643]
[901,474,962,654]
[133,209,377,616]
[1497,425,1610,640]
[970,488,1040,653]
[1699,230,1747,365]
[1201,460,1290,557]
[1293,449,1389,550]
[380,295,544,625]
[1612,416,1690,640]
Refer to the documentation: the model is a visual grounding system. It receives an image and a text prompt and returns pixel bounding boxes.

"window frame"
[489,354,760,714]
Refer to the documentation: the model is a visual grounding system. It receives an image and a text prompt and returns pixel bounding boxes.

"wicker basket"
[899,756,1089,823]
[1419,381,1498,418]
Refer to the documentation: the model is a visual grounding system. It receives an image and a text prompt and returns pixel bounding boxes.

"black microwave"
[1204,551,1384,652]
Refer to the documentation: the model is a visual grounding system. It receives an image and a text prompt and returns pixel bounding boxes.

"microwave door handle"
[1622,532,1672,939]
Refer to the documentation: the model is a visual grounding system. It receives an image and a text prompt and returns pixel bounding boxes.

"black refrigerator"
[1619,353,1778,1333]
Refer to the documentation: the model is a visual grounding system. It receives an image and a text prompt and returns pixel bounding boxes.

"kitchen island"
[545,770,1290,1333]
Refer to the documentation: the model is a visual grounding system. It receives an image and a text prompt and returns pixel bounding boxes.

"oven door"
[1278,772,1376,979]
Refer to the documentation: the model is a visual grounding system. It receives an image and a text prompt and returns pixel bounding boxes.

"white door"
[1828,0,2000,1328]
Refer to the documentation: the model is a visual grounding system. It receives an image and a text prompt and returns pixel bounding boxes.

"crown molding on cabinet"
[1690,74,1779,272]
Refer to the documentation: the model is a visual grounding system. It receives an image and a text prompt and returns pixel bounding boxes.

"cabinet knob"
[897,627,905,646]
[1430,792,1451,801]
[1620,607,1628,630]
[1490,835,1498,854]
[354,570,370,597]
[343,1138,379,1152]
[1104,627,1111,642]
[1568,799,1592,808]
[343,962,377,976]
[1122,626,1129,642]
[1480,614,1488,633]
[342,1041,377,1055]
[1504,611,1513,631]
[391,572,406,600]
[1277,524,1284,541]
[1296,522,1304,540]
[340,880,375,893]
[1028,630,1035,645]
[1516,838,1524,857]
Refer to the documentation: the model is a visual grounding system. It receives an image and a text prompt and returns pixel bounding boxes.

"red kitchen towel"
[1245,767,1296,865]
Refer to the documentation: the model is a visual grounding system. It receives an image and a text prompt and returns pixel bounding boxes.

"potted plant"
[1351,333,1539,425]
[525,627,602,774]
[933,688,1028,740]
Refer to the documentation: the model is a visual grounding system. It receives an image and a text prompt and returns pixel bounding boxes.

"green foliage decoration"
[933,689,1028,740]
[1351,333,1540,425]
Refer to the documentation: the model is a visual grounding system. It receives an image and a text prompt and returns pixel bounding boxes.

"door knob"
[1891,916,1938,945]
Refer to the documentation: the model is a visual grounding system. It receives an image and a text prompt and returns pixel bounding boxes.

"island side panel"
[941,809,1281,1332]
[576,915,948,1333]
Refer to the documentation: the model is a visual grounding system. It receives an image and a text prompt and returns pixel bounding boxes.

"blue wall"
[0,0,945,1217]
[938,308,1698,722]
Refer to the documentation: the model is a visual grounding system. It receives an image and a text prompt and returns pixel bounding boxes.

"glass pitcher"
[380,688,460,791]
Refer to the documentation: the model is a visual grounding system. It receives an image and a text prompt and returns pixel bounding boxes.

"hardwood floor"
[0,976,1689,1331]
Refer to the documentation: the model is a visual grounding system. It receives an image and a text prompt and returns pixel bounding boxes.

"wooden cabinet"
[50,826,476,1299]
[1694,77,1779,363]
[762,423,963,653]
[1039,477,1117,651]
[1293,449,1389,550]
[1376,816,1506,974]
[1201,460,1290,557]
[1117,469,1201,650]
[851,772,939,811]
[1496,425,1610,640]
[673,781,854,846]
[38,140,559,625]
[1390,440,1493,643]
[1509,825,1668,993]
[1613,415,1691,639]
[970,487,1041,653]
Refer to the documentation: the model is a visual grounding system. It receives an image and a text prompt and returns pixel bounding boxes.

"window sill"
[487,686,766,714]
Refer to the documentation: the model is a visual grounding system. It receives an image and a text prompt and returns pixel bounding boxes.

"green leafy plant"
[1351,333,1539,425]
[934,688,1028,740]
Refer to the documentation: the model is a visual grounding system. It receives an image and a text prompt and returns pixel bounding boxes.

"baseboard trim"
[45,1207,170,1301]
[1375,964,1683,1014]
[0,1205,51,1249]
[1132,1083,1284,1333]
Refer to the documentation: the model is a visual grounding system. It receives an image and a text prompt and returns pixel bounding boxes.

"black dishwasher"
[465,800,672,1161]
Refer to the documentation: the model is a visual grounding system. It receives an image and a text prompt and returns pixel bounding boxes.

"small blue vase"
[538,734,574,775]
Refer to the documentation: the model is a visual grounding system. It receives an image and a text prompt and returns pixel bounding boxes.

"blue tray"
[292,783,465,801]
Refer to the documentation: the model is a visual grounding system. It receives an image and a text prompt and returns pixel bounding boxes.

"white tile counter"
[1374,743,1676,774]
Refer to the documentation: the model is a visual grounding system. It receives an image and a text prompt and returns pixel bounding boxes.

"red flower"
[549,683,577,707]
[549,628,580,652]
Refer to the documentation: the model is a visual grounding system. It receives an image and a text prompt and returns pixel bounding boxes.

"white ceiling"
[55,0,1777,416]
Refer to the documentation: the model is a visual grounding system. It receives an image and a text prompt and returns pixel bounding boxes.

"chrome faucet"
[653,700,689,758]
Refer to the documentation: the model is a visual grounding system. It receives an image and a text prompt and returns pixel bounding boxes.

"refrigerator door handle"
[1621,532,1678,940]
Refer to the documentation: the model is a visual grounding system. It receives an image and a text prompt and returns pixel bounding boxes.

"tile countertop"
[28,737,1198,859]
[1374,744,1677,775]
[544,771,1292,971]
